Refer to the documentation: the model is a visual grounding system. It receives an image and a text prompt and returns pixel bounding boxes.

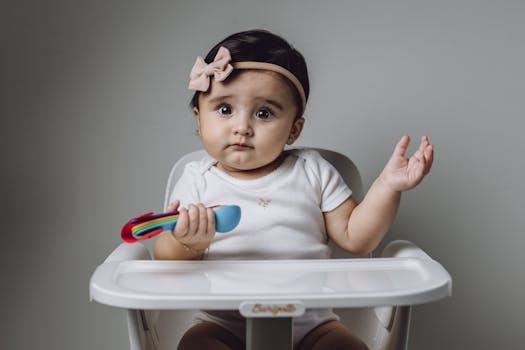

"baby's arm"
[153,201,215,260]
[325,135,434,255]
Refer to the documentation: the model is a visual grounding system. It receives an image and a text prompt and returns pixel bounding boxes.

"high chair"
[90,148,452,350]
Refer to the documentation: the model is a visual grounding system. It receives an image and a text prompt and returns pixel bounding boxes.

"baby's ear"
[192,107,204,137]
[193,107,201,130]
[192,107,200,117]
[287,117,305,144]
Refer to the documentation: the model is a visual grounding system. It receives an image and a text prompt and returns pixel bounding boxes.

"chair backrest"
[164,148,363,210]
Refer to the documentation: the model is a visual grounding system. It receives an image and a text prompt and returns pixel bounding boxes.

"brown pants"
[177,320,369,350]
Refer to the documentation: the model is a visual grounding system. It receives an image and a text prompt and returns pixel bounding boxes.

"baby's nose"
[232,115,253,136]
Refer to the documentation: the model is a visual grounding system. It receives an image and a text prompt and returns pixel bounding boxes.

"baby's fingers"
[417,136,429,152]
[423,144,434,174]
[173,207,189,238]
[196,204,208,235]
[206,207,215,236]
[187,204,201,234]
[166,200,180,213]
[419,136,434,175]
[407,150,424,174]
[393,135,410,158]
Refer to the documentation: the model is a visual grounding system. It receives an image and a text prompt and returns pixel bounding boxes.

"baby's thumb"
[166,200,181,213]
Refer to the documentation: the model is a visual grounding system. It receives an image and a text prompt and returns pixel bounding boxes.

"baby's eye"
[255,108,273,120]
[217,104,232,116]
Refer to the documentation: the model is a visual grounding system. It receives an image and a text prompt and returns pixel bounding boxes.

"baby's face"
[195,70,302,179]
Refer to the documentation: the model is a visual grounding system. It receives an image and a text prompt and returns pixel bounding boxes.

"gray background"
[2,0,524,349]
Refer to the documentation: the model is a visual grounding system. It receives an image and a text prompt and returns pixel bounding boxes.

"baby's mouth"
[229,142,253,149]
[230,143,252,150]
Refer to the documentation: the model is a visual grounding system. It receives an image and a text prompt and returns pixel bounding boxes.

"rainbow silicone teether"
[121,205,241,243]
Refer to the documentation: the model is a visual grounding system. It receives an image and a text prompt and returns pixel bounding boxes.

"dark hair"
[190,29,309,119]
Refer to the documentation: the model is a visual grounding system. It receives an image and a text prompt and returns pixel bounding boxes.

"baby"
[154,29,433,350]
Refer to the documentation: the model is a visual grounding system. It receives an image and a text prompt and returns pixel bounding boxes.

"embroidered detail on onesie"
[258,198,272,209]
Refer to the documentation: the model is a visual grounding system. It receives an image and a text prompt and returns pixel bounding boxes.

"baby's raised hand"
[379,135,434,192]
[169,201,215,253]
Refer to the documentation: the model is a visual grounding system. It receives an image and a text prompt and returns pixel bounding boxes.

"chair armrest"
[381,240,433,260]
[374,240,433,330]
[105,242,152,262]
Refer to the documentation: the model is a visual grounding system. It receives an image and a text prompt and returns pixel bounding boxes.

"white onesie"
[169,149,352,345]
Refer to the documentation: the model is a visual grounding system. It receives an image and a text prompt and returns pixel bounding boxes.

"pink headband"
[188,46,307,112]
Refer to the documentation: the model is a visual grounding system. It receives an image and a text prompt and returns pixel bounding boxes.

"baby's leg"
[295,320,369,350]
[177,321,244,350]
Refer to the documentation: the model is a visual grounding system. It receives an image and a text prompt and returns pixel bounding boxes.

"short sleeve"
[301,150,352,212]
[168,162,204,209]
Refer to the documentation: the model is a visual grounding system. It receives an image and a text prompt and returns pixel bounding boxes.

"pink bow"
[188,46,234,92]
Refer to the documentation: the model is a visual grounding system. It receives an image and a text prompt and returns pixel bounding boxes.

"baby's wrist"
[375,176,402,196]
[180,242,208,256]
[174,237,209,256]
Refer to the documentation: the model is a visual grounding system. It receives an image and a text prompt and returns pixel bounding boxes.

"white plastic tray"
[90,258,451,310]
